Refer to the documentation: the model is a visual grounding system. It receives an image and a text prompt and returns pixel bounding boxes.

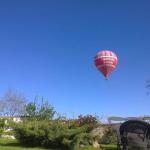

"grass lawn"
[0,138,49,150]
[78,145,117,150]
[0,138,117,150]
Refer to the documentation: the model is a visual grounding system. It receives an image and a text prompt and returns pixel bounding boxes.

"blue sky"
[0,0,149,118]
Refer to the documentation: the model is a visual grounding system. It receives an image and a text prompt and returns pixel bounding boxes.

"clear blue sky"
[0,0,149,118]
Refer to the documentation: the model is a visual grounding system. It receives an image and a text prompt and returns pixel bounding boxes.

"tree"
[39,100,56,120]
[0,89,27,116]
[25,97,56,120]
[25,102,36,117]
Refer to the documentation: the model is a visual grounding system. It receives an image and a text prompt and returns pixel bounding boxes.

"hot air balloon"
[94,50,118,79]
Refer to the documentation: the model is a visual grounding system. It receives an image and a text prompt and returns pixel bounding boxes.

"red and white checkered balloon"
[94,50,118,78]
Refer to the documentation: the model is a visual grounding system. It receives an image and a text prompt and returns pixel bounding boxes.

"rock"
[90,125,107,147]
[80,144,85,147]
[92,141,100,148]
[90,125,106,139]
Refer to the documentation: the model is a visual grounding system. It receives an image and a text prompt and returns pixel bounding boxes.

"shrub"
[76,115,99,132]
[0,118,5,136]
[100,126,117,144]
[12,117,98,150]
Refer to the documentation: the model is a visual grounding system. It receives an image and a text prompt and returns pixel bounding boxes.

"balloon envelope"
[94,50,118,78]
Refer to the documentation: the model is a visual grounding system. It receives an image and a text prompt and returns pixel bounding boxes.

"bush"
[11,116,98,150]
[100,126,117,144]
[0,118,5,136]
[76,115,99,131]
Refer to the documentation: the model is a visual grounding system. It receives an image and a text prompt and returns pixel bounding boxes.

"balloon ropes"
[94,50,118,79]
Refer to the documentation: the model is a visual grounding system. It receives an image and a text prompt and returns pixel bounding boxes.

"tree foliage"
[25,97,56,120]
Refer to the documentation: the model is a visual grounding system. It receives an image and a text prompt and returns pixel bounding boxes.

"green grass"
[78,145,117,150]
[0,138,117,150]
[0,138,49,150]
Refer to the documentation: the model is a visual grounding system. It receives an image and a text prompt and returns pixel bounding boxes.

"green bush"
[0,118,5,136]
[100,126,117,144]
[11,117,98,150]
